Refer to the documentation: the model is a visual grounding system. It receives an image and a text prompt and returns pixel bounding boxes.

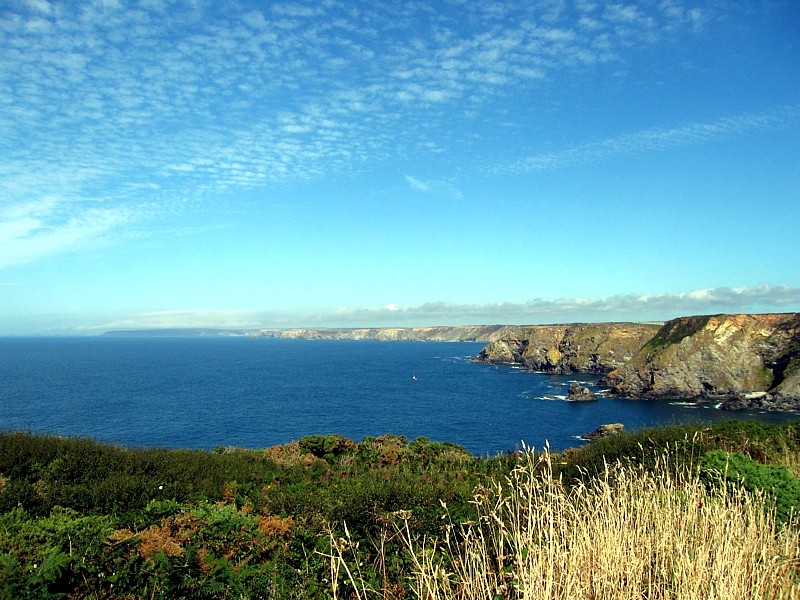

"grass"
[333,448,800,599]
[2,422,800,598]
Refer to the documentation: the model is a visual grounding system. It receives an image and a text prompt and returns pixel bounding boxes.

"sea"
[1,336,796,456]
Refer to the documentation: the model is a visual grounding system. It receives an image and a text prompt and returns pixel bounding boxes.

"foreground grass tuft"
[334,449,800,599]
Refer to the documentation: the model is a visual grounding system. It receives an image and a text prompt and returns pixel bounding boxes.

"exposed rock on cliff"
[602,313,800,410]
[474,323,661,374]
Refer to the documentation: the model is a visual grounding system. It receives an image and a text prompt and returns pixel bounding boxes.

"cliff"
[601,313,800,410]
[249,325,519,343]
[474,323,661,373]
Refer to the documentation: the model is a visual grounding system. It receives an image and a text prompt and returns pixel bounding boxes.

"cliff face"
[475,323,661,374]
[601,313,800,410]
[250,325,519,343]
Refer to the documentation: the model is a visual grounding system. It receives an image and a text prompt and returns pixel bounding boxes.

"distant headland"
[102,328,248,337]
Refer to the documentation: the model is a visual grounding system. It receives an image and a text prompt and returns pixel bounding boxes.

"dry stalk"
[383,448,800,599]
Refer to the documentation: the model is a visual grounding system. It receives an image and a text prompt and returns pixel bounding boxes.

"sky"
[1,0,799,334]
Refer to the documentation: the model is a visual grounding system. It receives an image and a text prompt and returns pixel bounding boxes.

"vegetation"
[1,421,799,598]
[640,315,710,355]
[353,451,798,599]
[699,449,800,524]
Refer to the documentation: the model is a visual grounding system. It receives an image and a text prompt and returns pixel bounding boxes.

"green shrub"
[557,420,800,486]
[555,422,711,484]
[0,507,115,599]
[298,434,356,459]
[700,449,800,523]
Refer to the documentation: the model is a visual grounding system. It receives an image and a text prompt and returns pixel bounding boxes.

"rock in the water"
[718,391,800,412]
[581,423,624,441]
[568,381,597,401]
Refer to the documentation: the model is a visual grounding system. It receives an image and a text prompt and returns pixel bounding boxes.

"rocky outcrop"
[602,313,800,410]
[568,381,597,402]
[250,325,519,343]
[474,323,661,374]
[581,423,624,441]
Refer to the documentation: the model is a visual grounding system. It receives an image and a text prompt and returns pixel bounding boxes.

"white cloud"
[0,203,137,268]
[404,174,430,193]
[25,0,53,15]
[314,285,800,326]
[94,310,270,332]
[1,1,731,193]
[83,285,800,332]
[404,174,463,200]
[503,105,800,173]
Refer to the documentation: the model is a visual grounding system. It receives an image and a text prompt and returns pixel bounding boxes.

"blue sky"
[1,0,799,334]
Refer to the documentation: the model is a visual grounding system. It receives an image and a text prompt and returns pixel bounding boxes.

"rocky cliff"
[601,313,800,410]
[250,325,519,342]
[474,323,661,373]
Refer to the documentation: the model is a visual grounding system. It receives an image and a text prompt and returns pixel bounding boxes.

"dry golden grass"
[776,440,800,480]
[334,450,800,599]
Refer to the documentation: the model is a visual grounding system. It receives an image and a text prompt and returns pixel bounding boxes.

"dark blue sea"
[0,337,796,455]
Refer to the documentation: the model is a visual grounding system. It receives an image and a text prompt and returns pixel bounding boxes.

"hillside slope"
[601,313,800,409]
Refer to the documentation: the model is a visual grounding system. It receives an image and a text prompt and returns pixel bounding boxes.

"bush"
[298,434,356,459]
[700,449,800,523]
[556,420,800,486]
[555,422,711,484]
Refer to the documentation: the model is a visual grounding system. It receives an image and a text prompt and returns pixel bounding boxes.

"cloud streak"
[0,197,141,268]
[501,105,800,173]
[404,174,464,200]
[88,285,800,332]
[308,285,800,326]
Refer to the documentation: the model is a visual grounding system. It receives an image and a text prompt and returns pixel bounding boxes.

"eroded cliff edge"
[475,323,662,374]
[601,313,800,410]
[473,314,800,411]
